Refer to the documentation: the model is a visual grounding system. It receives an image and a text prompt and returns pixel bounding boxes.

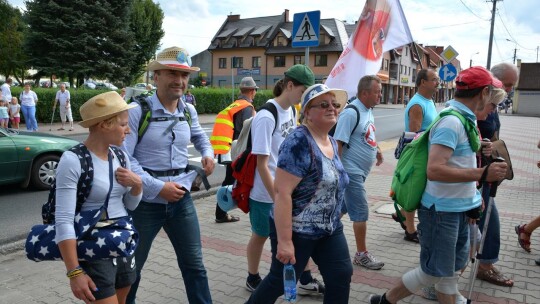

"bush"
[10,87,274,123]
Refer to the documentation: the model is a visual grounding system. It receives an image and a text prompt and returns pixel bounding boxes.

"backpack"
[328,104,360,149]
[42,143,127,224]
[128,95,192,144]
[231,102,295,213]
[390,108,480,218]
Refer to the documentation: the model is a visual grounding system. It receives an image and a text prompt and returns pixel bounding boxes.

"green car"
[0,128,79,190]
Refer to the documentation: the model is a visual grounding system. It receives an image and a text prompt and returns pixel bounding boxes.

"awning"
[377,73,389,82]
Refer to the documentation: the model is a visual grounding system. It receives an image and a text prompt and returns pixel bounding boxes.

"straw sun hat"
[79,91,137,128]
[147,46,200,73]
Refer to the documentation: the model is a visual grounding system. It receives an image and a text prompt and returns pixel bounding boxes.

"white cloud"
[9,0,540,66]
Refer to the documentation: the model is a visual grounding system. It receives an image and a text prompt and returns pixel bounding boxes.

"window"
[294,55,304,65]
[405,47,408,56]
[219,58,226,69]
[232,57,243,68]
[277,36,287,46]
[400,65,403,74]
[315,54,327,66]
[274,56,286,67]
[252,56,261,68]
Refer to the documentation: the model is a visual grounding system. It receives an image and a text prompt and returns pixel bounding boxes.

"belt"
[142,165,211,191]
[143,167,185,177]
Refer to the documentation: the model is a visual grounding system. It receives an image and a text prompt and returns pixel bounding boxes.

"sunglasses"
[310,101,341,109]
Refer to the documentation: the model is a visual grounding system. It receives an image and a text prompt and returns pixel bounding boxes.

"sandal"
[404,230,419,243]
[515,224,531,253]
[476,267,514,287]
[391,213,407,231]
[215,214,240,223]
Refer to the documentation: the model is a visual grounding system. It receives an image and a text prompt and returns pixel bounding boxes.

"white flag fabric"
[325,0,413,99]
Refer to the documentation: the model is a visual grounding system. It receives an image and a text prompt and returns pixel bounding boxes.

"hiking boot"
[353,251,384,270]
[297,277,325,296]
[369,294,384,304]
[245,274,262,292]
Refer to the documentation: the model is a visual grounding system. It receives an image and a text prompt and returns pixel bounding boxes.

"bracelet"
[66,266,86,279]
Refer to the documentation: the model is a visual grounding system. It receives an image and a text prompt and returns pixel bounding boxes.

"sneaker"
[297,277,325,296]
[369,294,384,304]
[353,251,384,270]
[421,285,437,301]
[245,274,262,292]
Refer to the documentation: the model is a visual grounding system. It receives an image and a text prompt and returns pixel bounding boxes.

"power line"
[422,20,482,30]
[496,11,536,51]
[458,0,490,21]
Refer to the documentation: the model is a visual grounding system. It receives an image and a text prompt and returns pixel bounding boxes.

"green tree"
[0,0,28,82]
[127,0,164,84]
[24,0,135,86]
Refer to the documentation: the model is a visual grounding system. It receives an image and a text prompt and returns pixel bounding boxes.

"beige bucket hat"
[79,91,137,128]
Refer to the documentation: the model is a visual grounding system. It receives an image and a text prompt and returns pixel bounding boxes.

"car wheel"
[30,155,60,190]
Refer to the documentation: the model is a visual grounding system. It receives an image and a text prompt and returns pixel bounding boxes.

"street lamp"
[506,39,518,64]
[469,51,479,68]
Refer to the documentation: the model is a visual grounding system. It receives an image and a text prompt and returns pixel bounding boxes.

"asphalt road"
[0,107,405,246]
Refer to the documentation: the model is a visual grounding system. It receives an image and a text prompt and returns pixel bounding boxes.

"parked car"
[95,82,118,90]
[0,128,79,190]
[134,83,154,90]
[81,81,96,89]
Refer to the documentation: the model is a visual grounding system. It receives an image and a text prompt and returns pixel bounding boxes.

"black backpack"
[328,104,360,149]
[41,143,127,224]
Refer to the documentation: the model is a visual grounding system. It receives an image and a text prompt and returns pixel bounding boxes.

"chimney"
[284,9,289,22]
[227,14,240,21]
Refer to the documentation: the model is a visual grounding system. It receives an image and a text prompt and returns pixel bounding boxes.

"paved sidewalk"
[1,113,539,303]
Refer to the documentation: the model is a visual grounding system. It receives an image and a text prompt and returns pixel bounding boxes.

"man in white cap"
[124,46,215,304]
[211,76,257,223]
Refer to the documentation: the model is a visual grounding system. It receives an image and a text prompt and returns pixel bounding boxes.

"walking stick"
[466,157,505,304]
[49,105,56,131]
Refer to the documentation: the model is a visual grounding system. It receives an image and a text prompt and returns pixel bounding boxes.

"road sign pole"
[305,47,310,67]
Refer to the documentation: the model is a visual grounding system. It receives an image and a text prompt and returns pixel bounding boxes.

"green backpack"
[390,108,480,217]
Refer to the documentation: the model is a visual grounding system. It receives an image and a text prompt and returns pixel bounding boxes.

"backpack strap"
[245,102,279,152]
[109,146,127,168]
[439,109,480,152]
[129,95,193,144]
[72,144,94,213]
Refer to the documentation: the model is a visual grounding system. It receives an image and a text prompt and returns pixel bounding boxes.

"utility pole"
[486,0,501,70]
[537,46,539,62]
[512,47,517,64]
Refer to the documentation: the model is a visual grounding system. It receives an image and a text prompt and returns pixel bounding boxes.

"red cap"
[455,66,503,90]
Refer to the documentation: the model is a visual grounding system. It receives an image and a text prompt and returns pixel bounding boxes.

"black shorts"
[80,256,136,300]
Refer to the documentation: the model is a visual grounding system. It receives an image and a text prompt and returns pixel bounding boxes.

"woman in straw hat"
[246,84,352,303]
[56,91,142,303]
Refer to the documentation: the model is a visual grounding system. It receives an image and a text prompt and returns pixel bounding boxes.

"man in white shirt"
[1,78,12,102]
[54,83,73,131]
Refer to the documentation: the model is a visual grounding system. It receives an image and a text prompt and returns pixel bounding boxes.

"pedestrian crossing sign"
[292,11,320,48]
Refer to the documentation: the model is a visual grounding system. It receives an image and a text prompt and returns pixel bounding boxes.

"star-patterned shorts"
[80,256,136,300]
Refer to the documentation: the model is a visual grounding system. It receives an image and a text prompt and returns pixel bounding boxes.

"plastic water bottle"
[283,263,297,303]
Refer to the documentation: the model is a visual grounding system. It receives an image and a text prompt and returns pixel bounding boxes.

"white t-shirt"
[55,90,71,106]
[9,103,20,117]
[0,83,11,102]
[19,90,38,107]
[250,99,297,203]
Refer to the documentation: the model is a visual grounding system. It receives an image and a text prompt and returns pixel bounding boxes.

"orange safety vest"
[210,99,253,155]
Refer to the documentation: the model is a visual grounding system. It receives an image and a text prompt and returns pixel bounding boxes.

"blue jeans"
[246,220,352,304]
[21,105,37,131]
[126,193,212,304]
[477,183,500,264]
[417,205,469,277]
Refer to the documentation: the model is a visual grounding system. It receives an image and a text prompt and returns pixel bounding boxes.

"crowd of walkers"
[24,45,538,304]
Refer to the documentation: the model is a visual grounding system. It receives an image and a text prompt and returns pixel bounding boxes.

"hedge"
[10,87,274,123]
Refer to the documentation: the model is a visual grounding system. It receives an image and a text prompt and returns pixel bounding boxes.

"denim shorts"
[342,174,369,222]
[249,198,273,237]
[80,256,136,300]
[417,205,469,277]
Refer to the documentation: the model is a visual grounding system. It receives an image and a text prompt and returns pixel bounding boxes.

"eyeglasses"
[310,101,341,109]
[430,78,440,82]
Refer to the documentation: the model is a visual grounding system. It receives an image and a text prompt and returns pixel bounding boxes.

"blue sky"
[9,0,540,67]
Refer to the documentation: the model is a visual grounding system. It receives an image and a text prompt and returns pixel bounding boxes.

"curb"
[0,186,221,256]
